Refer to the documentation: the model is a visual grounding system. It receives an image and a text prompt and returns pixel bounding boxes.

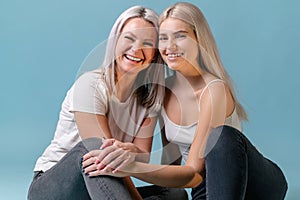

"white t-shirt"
[34,69,159,172]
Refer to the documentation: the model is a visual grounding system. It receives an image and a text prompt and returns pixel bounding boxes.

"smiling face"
[159,18,200,75]
[115,17,157,77]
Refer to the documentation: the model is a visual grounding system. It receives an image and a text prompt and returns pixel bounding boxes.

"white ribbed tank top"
[160,79,242,161]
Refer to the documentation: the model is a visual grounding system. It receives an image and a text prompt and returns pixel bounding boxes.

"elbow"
[183,172,203,188]
[182,164,203,188]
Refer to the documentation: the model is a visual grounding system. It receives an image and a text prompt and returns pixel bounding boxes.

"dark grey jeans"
[191,126,288,200]
[27,138,187,200]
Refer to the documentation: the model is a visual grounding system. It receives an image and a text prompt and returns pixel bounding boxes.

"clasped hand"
[82,138,135,177]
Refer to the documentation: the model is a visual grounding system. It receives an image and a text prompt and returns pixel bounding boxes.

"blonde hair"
[159,2,248,121]
[101,6,164,109]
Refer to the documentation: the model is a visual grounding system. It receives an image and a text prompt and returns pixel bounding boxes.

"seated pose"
[28,5,187,200]
[83,2,288,200]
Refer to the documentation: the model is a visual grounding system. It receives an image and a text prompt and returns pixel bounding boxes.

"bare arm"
[74,112,112,139]
[131,116,158,163]
[76,110,156,162]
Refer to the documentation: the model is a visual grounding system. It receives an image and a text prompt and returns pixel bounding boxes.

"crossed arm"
[80,113,203,188]
[82,81,231,188]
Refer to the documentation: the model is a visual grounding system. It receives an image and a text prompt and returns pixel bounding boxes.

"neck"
[114,70,138,102]
[174,71,205,92]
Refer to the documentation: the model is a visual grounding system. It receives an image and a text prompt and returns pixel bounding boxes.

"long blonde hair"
[102,6,164,109]
[160,2,248,121]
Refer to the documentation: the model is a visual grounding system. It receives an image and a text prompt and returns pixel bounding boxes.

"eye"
[159,35,168,41]
[124,36,134,41]
[143,41,154,47]
[175,33,186,39]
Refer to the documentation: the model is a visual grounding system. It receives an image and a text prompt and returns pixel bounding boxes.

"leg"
[205,126,248,200]
[81,138,133,200]
[27,141,91,200]
[240,132,288,200]
[137,185,188,200]
[28,138,132,200]
[204,126,288,200]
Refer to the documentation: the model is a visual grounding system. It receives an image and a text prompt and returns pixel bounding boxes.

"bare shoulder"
[200,78,234,114]
[200,76,231,103]
[205,81,228,96]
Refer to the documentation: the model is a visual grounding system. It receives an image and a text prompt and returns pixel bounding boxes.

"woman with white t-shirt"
[27,6,188,200]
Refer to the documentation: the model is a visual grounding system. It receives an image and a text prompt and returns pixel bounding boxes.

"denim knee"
[81,137,102,151]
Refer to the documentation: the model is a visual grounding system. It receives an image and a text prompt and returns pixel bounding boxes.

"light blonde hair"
[101,6,164,109]
[159,2,248,121]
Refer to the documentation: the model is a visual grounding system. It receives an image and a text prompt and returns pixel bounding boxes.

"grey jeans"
[191,126,288,200]
[27,138,187,200]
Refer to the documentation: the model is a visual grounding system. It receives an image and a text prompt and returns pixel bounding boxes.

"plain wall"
[0,0,299,199]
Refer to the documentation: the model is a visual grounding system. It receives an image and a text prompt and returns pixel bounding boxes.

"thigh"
[28,142,91,200]
[204,126,287,200]
[243,135,288,200]
[28,138,133,200]
[205,126,248,200]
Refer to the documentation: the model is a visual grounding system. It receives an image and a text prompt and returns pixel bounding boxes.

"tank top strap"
[199,79,225,102]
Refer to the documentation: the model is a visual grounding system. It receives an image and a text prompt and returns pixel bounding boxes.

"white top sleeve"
[70,71,108,115]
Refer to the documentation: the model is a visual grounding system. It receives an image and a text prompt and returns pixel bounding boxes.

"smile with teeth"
[125,54,143,62]
[167,53,183,58]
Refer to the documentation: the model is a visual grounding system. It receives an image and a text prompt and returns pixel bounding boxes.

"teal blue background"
[1,0,299,199]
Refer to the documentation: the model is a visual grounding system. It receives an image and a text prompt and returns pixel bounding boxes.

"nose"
[167,39,177,51]
[131,41,142,53]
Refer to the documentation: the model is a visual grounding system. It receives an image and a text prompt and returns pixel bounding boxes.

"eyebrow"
[159,30,189,35]
[124,32,155,42]
[174,30,189,34]
[123,32,136,38]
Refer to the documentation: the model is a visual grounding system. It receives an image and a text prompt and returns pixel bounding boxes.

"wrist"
[135,152,150,163]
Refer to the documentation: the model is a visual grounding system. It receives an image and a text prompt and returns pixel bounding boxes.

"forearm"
[135,150,150,163]
[125,162,203,188]
[114,141,151,163]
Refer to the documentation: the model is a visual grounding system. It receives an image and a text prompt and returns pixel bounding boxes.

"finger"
[82,150,101,161]
[82,153,92,162]
[101,165,113,173]
[100,138,115,149]
[97,148,123,170]
[95,145,117,164]
[88,169,108,177]
[113,153,134,173]
[96,162,106,171]
[82,156,97,168]
[113,158,130,173]
[113,140,122,148]
[117,142,135,151]
[106,151,132,172]
[83,163,98,174]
